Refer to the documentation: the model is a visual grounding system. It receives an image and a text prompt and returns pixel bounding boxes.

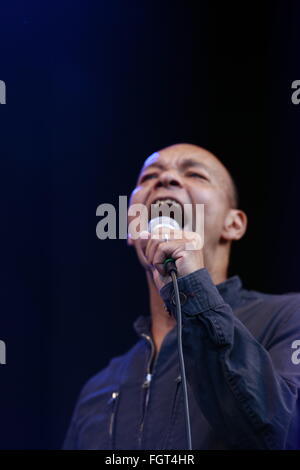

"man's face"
[127,143,235,269]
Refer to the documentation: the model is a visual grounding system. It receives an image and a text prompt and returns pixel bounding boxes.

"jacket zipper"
[162,374,182,449]
[108,391,120,450]
[138,333,156,449]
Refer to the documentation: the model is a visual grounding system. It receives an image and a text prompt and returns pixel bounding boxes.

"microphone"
[148,216,180,275]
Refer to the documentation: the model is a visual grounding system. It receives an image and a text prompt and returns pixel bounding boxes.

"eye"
[186,172,208,180]
[140,173,157,182]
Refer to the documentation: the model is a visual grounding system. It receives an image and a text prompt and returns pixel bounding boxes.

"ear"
[221,209,248,242]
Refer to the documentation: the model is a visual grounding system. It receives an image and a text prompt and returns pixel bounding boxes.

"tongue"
[150,201,183,228]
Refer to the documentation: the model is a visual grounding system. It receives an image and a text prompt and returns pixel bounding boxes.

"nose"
[155,170,182,188]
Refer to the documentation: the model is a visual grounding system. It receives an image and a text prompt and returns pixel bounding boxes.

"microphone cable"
[164,257,192,451]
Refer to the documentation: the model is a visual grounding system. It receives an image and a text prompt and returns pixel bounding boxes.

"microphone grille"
[148,216,180,233]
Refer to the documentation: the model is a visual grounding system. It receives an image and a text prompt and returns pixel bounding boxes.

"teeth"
[151,198,181,208]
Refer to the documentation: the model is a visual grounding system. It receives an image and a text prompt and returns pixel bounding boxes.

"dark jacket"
[63,268,300,449]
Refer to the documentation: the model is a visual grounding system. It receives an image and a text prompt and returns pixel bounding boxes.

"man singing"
[63,143,300,449]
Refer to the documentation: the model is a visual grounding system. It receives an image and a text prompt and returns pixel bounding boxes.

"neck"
[146,270,176,356]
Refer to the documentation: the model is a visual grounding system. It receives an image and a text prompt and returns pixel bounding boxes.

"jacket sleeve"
[160,268,300,449]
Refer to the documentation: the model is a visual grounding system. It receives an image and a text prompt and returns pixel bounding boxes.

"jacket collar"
[133,274,243,338]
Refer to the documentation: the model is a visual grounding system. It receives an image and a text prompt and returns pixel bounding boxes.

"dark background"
[0,0,299,449]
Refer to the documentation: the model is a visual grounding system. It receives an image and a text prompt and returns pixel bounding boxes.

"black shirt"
[63,268,300,449]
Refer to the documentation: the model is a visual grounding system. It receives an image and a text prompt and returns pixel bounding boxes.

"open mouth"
[148,197,185,228]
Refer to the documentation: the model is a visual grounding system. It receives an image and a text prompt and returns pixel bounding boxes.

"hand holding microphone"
[139,216,204,290]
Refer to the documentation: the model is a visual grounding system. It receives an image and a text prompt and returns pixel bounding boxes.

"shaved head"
[156,143,239,209]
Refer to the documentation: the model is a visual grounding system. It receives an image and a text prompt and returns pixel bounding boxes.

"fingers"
[145,228,183,267]
[137,227,188,273]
